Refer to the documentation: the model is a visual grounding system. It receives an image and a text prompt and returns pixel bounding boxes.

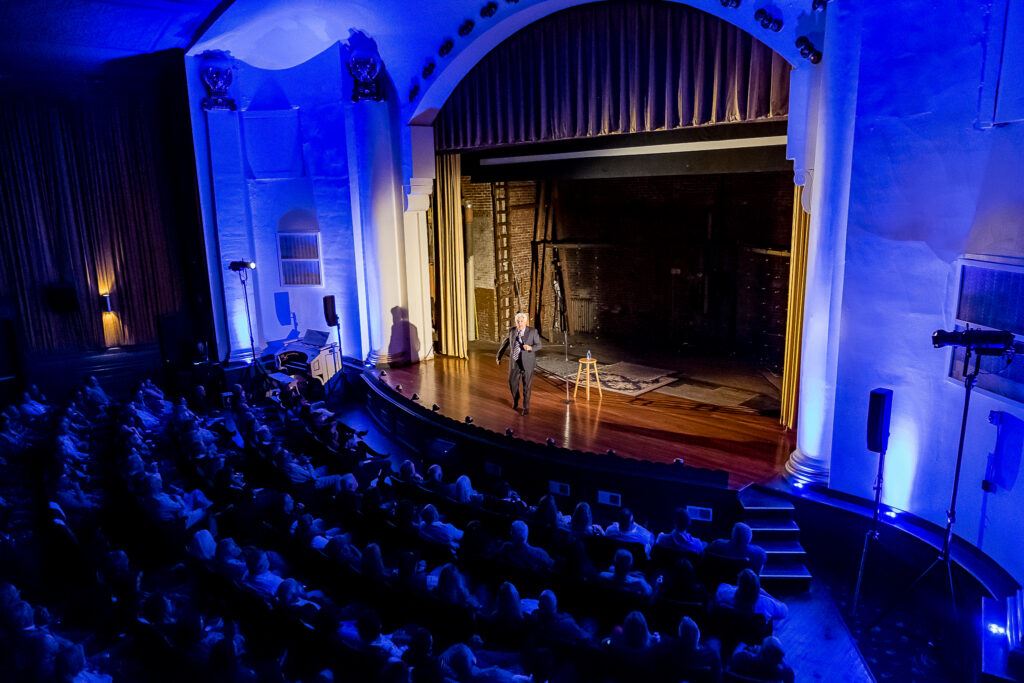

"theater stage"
[380,345,794,488]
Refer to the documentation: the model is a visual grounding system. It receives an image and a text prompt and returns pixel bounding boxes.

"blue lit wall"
[185,46,364,360]
[829,0,1024,580]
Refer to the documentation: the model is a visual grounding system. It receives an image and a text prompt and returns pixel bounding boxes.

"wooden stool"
[574,357,603,400]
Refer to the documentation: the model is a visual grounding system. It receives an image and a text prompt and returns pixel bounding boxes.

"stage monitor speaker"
[323,295,339,327]
[867,388,893,454]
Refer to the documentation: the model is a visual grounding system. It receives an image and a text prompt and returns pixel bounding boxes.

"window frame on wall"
[277,230,323,287]
[946,255,1024,404]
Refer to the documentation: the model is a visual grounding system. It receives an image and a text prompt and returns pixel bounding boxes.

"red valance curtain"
[0,98,189,353]
[436,0,790,151]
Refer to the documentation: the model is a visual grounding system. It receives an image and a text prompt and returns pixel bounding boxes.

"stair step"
[760,559,812,580]
[758,539,806,556]
[745,518,798,529]
[738,487,795,511]
[745,519,800,533]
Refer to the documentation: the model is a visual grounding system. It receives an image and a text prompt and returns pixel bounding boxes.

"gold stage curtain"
[780,184,810,430]
[435,153,468,358]
[436,0,790,150]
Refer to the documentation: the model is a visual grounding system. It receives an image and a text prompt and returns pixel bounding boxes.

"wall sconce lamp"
[463,201,474,225]
[100,293,113,313]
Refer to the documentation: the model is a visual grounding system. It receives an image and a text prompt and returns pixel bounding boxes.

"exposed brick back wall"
[462,172,792,361]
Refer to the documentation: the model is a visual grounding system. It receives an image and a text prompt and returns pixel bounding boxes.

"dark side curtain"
[436,0,790,150]
[0,98,189,353]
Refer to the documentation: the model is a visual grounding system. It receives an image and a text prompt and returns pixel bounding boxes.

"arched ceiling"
[0,0,825,100]
[188,0,826,118]
[0,0,229,82]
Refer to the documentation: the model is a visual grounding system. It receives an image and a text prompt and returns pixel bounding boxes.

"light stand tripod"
[860,328,1016,633]
[903,346,983,617]
[852,432,887,613]
[563,327,572,405]
[231,261,267,396]
[868,344,986,626]
[237,267,259,371]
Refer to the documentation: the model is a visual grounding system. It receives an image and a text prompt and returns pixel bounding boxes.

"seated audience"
[418,504,464,550]
[435,564,481,611]
[532,590,590,646]
[728,636,795,683]
[569,502,603,538]
[440,643,530,683]
[706,522,767,574]
[604,507,654,550]
[498,520,555,573]
[653,616,721,682]
[713,569,788,623]
[655,507,706,555]
[599,549,653,598]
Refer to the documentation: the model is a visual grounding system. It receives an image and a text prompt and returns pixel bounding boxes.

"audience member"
[498,520,555,573]
[604,507,654,550]
[728,636,795,683]
[707,523,767,574]
[713,569,788,623]
[600,549,653,598]
[655,507,706,555]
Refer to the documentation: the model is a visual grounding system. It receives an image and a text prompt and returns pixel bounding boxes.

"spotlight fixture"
[481,2,498,18]
[673,457,685,466]
[811,0,827,10]
[228,260,256,272]
[464,415,474,424]
[439,38,454,57]
[458,19,475,37]
[719,0,740,7]
[411,393,420,401]
[422,61,436,79]
[754,8,783,32]
[796,36,823,64]
[431,403,441,412]
[100,293,113,313]
[408,84,420,102]
[932,328,1015,353]
[606,449,617,457]
[379,370,387,378]
[505,428,514,436]
[546,437,556,446]
[395,384,403,392]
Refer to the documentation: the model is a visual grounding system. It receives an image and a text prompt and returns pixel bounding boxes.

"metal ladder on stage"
[492,181,517,327]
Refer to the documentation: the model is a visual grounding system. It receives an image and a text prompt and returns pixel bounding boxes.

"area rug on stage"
[536,357,677,397]
[655,382,758,408]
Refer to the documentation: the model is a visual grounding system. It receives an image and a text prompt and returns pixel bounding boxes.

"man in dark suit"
[496,312,542,415]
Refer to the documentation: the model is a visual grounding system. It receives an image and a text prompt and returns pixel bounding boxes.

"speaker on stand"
[852,387,893,613]
[323,295,344,397]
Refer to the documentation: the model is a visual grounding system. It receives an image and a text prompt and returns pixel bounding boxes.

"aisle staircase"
[739,485,812,592]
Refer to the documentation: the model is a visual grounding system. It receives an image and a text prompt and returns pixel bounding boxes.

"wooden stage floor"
[382,346,794,488]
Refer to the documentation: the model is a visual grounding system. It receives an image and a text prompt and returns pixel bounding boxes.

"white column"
[205,109,260,362]
[404,177,435,362]
[786,1,863,485]
[349,99,409,365]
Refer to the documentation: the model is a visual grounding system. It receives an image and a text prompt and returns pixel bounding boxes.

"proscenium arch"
[410,0,812,125]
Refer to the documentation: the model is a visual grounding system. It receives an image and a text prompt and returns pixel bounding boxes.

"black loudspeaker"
[867,388,893,454]
[323,295,339,327]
